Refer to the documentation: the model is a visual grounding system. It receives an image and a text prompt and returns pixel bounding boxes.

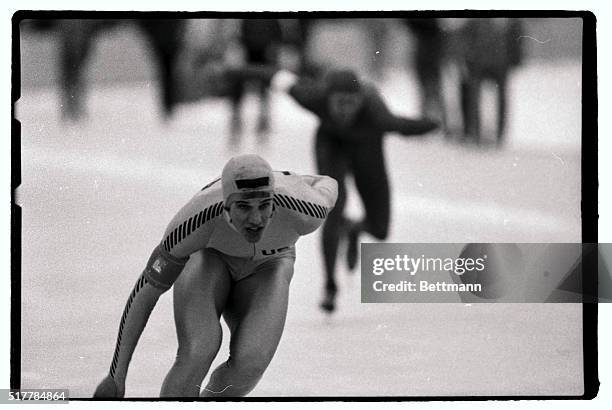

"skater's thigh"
[173,248,232,344]
[222,256,295,359]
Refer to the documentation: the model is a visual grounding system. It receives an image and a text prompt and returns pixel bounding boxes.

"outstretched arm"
[390,116,439,136]
[94,246,189,398]
[94,184,222,397]
[369,89,438,136]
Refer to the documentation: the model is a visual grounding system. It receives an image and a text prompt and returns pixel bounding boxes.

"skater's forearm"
[368,89,438,135]
[392,117,438,136]
[107,274,166,383]
[108,245,188,382]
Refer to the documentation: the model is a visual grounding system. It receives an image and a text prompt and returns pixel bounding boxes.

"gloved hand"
[93,374,125,398]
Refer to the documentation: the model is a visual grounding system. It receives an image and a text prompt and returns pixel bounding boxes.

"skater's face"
[228,197,274,243]
[328,91,364,127]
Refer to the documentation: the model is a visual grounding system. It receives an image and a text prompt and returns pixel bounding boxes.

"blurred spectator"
[228,19,284,142]
[55,19,185,121]
[174,19,238,102]
[359,18,389,79]
[458,18,524,146]
[136,20,186,117]
[57,19,115,120]
[404,18,448,133]
[279,18,318,76]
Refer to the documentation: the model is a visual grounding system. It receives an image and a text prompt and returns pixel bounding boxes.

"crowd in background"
[22,17,526,146]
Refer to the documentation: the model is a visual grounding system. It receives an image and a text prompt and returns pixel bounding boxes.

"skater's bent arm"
[369,89,438,135]
[298,174,339,208]
[276,173,338,235]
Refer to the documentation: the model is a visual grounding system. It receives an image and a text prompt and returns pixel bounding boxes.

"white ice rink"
[15,23,586,398]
